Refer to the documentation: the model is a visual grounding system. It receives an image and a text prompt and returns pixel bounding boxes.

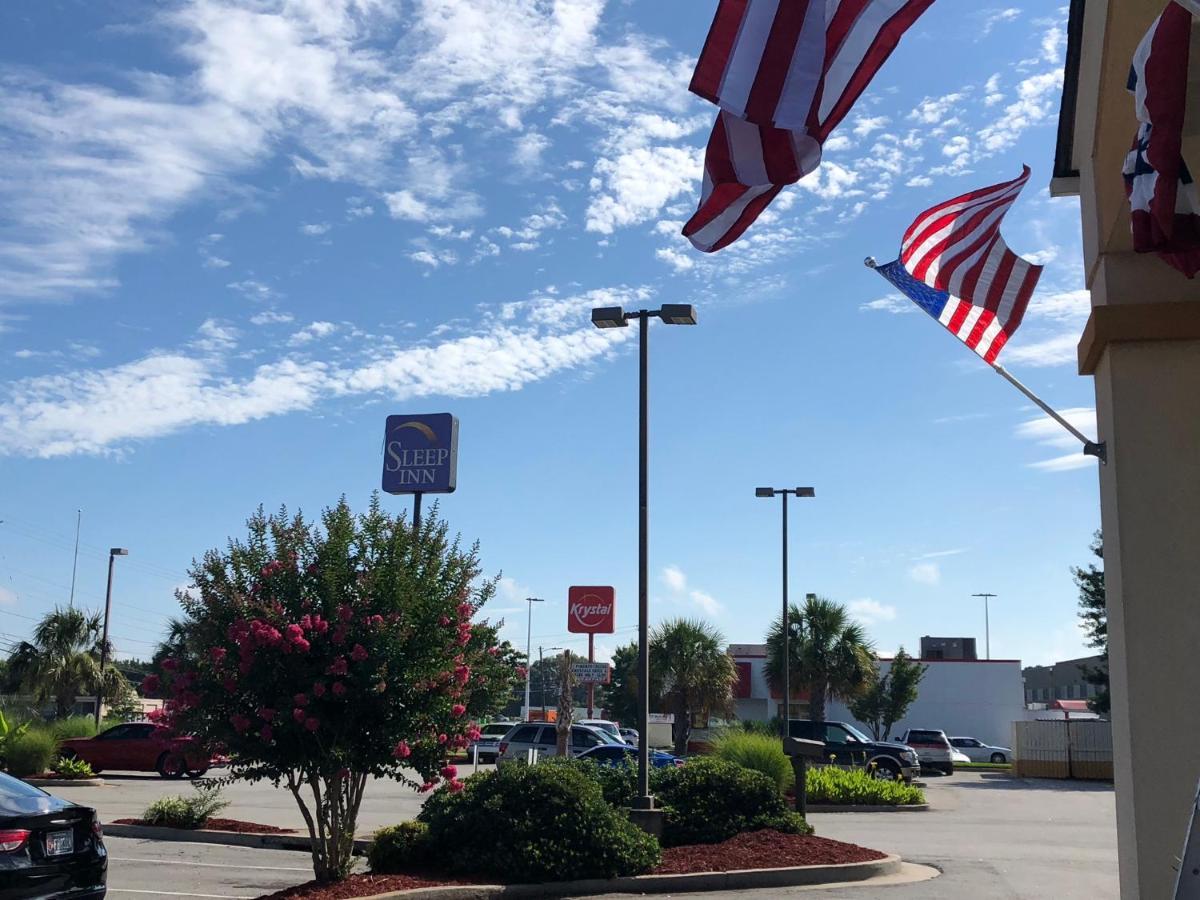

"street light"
[755,488,815,737]
[592,302,698,823]
[524,598,545,721]
[538,645,563,718]
[95,548,129,726]
[972,593,998,659]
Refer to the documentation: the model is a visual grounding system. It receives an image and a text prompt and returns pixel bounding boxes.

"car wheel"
[157,753,187,779]
[186,767,209,779]
[941,764,955,776]
[869,760,901,781]
[990,752,1007,764]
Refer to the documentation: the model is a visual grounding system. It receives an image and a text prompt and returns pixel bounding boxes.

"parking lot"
[84,770,1118,899]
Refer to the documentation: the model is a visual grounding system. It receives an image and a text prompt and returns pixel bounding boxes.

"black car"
[788,719,922,781]
[0,770,107,899]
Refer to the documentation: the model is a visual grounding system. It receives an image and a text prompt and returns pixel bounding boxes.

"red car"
[59,723,222,779]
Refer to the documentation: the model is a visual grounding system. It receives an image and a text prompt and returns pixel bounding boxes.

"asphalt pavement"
[93,769,1117,899]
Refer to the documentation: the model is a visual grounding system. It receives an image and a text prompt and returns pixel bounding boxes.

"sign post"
[381,414,459,528]
[568,586,616,719]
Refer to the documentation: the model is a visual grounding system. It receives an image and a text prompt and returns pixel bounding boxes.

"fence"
[1013,719,1113,780]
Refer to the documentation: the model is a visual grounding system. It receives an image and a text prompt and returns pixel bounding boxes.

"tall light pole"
[538,645,563,718]
[972,593,997,659]
[755,488,815,736]
[523,598,544,721]
[95,547,129,726]
[592,303,696,822]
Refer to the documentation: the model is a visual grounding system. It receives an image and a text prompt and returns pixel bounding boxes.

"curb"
[102,823,369,855]
[806,803,930,813]
[27,778,105,788]
[353,854,903,899]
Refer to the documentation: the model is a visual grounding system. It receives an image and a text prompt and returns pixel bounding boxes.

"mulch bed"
[654,829,885,874]
[258,874,478,899]
[113,817,296,834]
[253,829,885,899]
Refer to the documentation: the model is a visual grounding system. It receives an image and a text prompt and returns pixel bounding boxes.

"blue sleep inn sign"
[382,414,459,494]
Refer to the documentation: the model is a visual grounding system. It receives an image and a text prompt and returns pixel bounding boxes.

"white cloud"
[906,175,933,188]
[977,70,1063,154]
[0,285,644,457]
[796,162,861,200]
[0,586,16,606]
[981,8,1021,35]
[227,279,277,302]
[1002,333,1080,368]
[661,565,687,593]
[513,131,550,169]
[689,590,721,616]
[915,548,967,560]
[908,562,941,586]
[849,598,897,626]
[861,294,916,315]
[823,134,854,153]
[249,310,294,326]
[909,93,965,125]
[1015,407,1099,472]
[586,146,700,234]
[853,116,890,138]
[288,321,337,346]
[300,222,331,236]
[656,246,695,272]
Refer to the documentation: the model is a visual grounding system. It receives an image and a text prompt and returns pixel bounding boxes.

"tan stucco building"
[1053,1,1199,896]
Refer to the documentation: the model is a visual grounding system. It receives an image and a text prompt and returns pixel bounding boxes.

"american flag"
[1123,0,1200,279]
[684,0,934,253]
[871,167,1043,365]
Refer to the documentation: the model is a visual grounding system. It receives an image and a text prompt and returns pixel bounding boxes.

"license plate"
[45,829,74,856]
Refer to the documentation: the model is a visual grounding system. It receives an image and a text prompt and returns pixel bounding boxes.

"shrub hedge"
[711,731,792,791]
[142,787,229,829]
[805,765,926,806]
[5,729,56,777]
[368,822,430,873]
[416,762,660,882]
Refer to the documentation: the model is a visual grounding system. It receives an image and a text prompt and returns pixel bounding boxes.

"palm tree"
[650,618,737,756]
[764,595,875,723]
[7,607,126,718]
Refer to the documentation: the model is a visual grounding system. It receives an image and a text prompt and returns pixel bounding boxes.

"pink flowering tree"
[151,497,520,882]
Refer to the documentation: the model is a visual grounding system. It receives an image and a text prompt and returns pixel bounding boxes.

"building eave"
[1052,0,1086,196]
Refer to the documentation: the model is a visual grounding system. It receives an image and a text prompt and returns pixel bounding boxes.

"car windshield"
[842,722,872,743]
[583,721,621,739]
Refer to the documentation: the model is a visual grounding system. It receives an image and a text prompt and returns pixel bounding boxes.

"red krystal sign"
[567,586,615,634]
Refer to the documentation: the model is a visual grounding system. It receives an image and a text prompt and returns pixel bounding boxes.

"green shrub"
[0,710,31,769]
[50,716,98,742]
[51,755,95,779]
[142,786,228,829]
[805,765,925,806]
[418,763,660,882]
[738,718,782,738]
[651,757,811,847]
[541,756,637,809]
[5,729,57,777]
[711,731,791,792]
[368,822,430,873]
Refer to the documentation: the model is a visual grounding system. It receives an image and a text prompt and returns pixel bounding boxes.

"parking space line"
[111,856,311,872]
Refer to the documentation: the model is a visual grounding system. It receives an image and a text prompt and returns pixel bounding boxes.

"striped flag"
[684,0,934,252]
[1123,0,1200,279]
[871,167,1043,365]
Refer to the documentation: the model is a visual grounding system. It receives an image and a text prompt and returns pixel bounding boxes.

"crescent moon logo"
[392,421,438,444]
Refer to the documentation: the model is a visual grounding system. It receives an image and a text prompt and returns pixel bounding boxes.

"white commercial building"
[728,644,1025,749]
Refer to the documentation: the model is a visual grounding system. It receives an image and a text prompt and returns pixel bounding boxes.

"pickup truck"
[788,720,921,782]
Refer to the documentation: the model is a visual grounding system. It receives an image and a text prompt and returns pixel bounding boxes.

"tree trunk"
[810,683,827,723]
[672,694,690,756]
[288,770,361,883]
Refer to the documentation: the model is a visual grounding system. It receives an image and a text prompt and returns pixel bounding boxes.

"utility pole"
[972,593,997,659]
[95,548,129,726]
[523,598,544,720]
[68,509,82,609]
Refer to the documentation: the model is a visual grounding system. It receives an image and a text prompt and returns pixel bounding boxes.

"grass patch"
[806,766,926,806]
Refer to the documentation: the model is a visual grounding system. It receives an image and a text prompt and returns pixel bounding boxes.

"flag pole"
[864,256,1106,464]
[990,364,1106,463]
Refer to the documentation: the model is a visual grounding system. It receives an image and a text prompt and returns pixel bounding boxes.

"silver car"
[468,722,517,763]
[950,736,1012,763]
[496,722,613,766]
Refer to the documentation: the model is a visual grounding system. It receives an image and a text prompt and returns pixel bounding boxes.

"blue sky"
[0,1,1100,671]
